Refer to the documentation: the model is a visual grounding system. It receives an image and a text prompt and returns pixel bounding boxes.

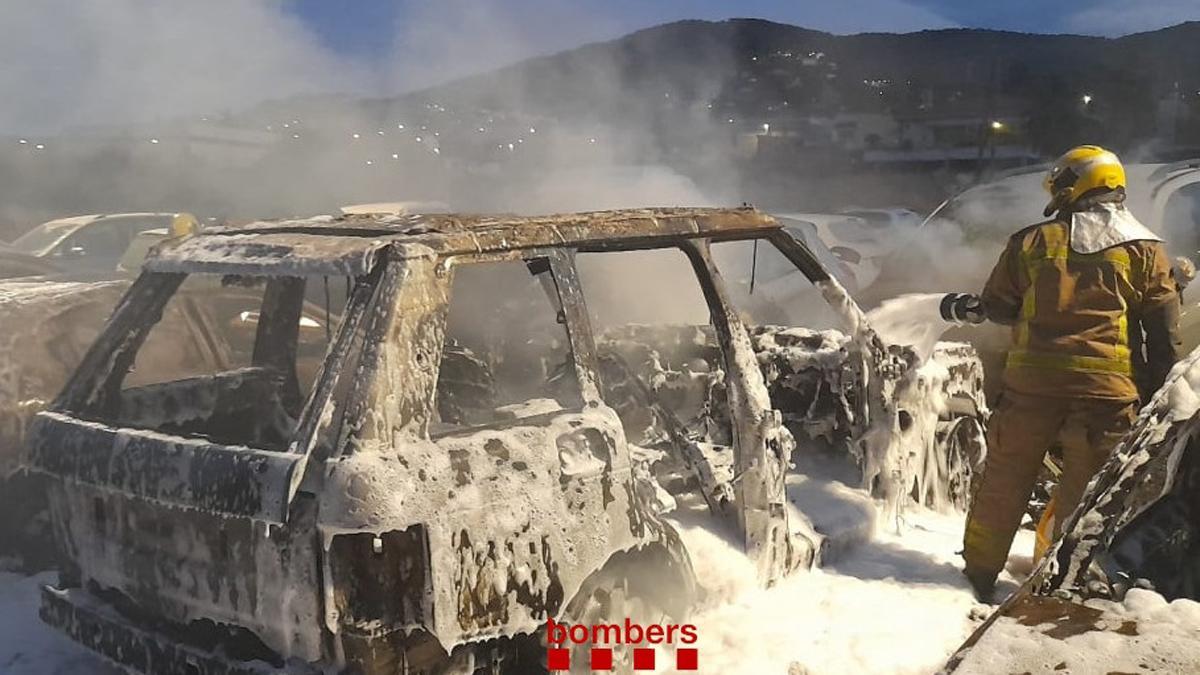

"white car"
[925,160,1200,253]
[339,200,451,216]
[840,207,923,237]
[8,212,199,273]
[773,212,887,291]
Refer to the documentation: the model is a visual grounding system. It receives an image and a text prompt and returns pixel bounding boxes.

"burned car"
[26,207,987,673]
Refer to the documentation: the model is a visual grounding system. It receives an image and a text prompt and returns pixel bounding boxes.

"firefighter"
[941,145,1183,600]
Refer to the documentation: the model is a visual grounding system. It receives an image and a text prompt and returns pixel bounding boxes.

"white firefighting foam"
[0,280,128,477]
[866,293,954,362]
[0,570,120,674]
[1160,348,1200,422]
[952,590,1200,674]
[672,505,1034,675]
[1050,345,1200,589]
[818,277,986,526]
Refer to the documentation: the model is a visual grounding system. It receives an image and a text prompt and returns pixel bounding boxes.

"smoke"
[0,0,367,228]
[0,0,361,134]
[383,0,628,92]
[0,0,746,232]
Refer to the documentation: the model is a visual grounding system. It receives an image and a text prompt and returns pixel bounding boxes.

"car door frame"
[572,236,811,582]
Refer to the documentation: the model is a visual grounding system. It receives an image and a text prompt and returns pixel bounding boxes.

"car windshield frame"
[10,221,84,256]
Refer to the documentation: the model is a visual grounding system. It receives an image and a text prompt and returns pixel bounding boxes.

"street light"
[990,120,1005,131]
[1082,94,1093,105]
[761,123,771,134]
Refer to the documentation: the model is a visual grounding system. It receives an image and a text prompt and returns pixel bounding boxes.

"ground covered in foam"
[954,590,1200,674]
[675,504,1032,675]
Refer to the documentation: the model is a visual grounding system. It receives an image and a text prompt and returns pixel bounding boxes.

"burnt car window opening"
[62,272,354,452]
[10,221,72,254]
[574,248,710,327]
[432,256,584,433]
[575,247,736,449]
[709,237,841,329]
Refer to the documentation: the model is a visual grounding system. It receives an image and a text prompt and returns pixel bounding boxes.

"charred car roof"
[143,207,781,276]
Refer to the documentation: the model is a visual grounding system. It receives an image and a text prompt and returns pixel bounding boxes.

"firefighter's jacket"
[981,211,1182,401]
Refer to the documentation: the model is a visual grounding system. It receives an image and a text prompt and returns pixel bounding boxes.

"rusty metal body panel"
[145,231,394,277]
[0,269,321,569]
[30,411,303,521]
[147,208,787,273]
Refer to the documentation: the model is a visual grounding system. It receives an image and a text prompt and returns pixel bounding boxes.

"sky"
[2,0,1197,134]
[289,0,1200,68]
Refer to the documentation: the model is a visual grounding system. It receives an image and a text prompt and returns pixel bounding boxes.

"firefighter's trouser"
[963,390,1136,577]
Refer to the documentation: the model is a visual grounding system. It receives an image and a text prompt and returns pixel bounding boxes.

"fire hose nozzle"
[940,293,986,325]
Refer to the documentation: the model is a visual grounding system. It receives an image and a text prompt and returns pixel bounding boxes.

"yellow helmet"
[169,213,200,238]
[1043,145,1126,216]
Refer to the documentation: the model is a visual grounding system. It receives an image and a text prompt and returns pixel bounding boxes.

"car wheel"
[939,415,986,511]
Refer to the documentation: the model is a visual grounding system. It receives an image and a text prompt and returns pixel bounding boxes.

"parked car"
[765,213,883,297]
[340,201,451,216]
[839,207,923,233]
[925,160,1200,254]
[0,242,61,279]
[25,207,987,673]
[773,212,885,291]
[7,212,200,274]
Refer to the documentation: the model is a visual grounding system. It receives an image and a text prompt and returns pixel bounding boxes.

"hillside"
[382,19,1200,145]
[224,18,1200,165]
[6,18,1199,224]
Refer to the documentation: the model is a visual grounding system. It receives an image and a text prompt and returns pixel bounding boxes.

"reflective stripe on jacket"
[981,218,1179,401]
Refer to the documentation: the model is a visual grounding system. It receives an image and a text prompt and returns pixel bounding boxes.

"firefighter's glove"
[940,293,986,325]
[1173,257,1196,291]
